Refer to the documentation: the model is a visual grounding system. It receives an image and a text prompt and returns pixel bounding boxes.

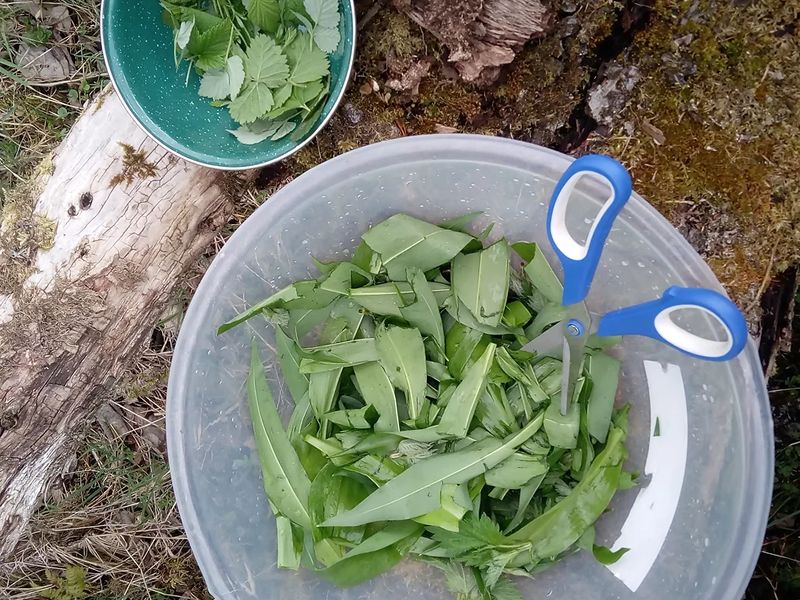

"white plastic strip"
[606,360,689,591]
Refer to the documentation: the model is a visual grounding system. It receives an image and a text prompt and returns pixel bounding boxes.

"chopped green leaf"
[326,405,379,429]
[375,323,427,420]
[452,240,510,328]
[400,268,446,353]
[276,514,302,569]
[362,214,472,280]
[321,416,544,527]
[593,544,630,565]
[247,343,312,530]
[354,362,400,432]
[484,452,548,488]
[275,327,309,403]
[543,388,580,449]
[438,344,497,439]
[586,352,620,443]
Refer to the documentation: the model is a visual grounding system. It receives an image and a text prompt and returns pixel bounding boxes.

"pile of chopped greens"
[160,0,341,143]
[219,214,633,599]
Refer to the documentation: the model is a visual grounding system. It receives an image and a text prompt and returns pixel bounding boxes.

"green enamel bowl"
[101,0,355,170]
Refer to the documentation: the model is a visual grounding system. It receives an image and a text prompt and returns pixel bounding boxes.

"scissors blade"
[561,327,587,414]
[521,322,564,357]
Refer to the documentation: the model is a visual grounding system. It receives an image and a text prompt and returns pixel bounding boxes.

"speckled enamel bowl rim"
[100,0,357,171]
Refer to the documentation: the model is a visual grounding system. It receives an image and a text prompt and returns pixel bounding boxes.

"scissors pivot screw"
[566,319,584,337]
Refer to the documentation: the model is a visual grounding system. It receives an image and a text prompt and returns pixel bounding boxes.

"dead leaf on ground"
[20,1,73,33]
[15,43,75,84]
[434,124,459,133]
[641,119,667,145]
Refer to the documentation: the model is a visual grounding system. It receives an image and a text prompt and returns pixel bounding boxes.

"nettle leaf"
[248,0,281,33]
[286,32,329,83]
[229,81,274,124]
[304,0,339,29]
[244,34,290,87]
[186,18,233,71]
[314,26,340,53]
[199,55,245,100]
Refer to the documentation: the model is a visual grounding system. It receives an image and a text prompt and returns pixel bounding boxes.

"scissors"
[522,154,748,415]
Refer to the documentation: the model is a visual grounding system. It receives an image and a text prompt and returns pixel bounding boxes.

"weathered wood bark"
[0,88,235,559]
[393,0,554,85]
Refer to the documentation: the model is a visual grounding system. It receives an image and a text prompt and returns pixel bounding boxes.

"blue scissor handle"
[547,154,633,305]
[596,286,748,362]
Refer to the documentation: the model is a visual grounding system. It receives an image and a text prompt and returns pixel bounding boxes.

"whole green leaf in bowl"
[101,0,355,170]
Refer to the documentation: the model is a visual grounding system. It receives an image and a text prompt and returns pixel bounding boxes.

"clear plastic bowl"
[167,135,773,600]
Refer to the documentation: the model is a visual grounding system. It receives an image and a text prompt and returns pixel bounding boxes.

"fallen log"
[0,88,236,560]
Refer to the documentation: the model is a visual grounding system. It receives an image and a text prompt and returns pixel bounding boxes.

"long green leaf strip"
[160,0,342,144]
[226,214,630,600]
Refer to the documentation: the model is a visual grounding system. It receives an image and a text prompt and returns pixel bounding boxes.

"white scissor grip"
[550,172,617,261]
[653,305,734,359]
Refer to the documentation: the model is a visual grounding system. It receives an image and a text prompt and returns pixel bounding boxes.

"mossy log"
[0,89,234,559]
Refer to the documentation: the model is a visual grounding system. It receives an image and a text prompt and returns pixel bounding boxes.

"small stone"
[623,121,635,136]
[561,0,579,13]
[343,103,363,124]
[587,63,642,127]
[359,81,373,95]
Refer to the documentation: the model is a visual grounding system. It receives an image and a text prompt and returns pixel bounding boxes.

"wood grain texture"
[0,88,235,559]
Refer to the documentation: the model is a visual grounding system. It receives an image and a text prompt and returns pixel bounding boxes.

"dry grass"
[0,328,209,600]
[0,0,106,189]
